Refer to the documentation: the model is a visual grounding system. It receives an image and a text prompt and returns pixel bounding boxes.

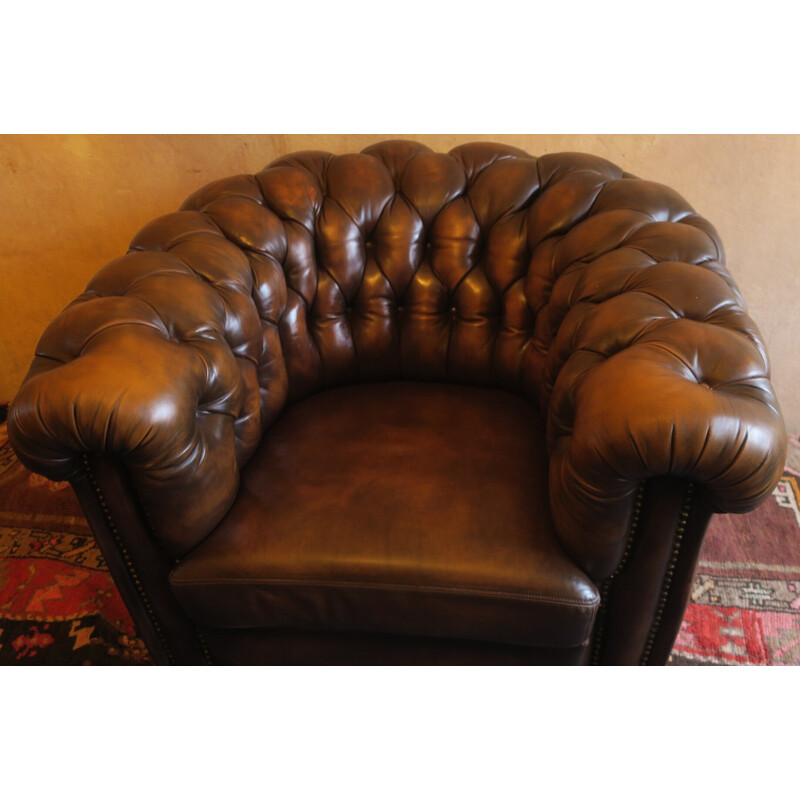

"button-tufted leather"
[8,140,786,664]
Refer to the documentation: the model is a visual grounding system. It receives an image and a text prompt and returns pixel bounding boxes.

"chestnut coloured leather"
[170,383,599,648]
[8,140,786,665]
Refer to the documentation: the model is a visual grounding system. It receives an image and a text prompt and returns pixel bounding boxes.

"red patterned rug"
[0,417,151,664]
[1,413,799,665]
[668,466,800,665]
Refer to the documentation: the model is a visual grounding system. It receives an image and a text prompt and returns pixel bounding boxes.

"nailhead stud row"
[639,482,695,665]
[591,484,645,665]
[82,454,176,664]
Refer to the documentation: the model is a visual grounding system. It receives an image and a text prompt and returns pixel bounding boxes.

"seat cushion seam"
[171,575,599,607]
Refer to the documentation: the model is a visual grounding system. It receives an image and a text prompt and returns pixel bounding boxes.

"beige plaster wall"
[2,134,798,433]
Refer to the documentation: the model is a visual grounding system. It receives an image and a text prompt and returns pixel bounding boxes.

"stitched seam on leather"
[128,217,227,253]
[171,575,598,608]
[367,211,400,305]
[311,198,357,372]
[586,191,641,221]
[284,286,323,383]
[398,190,426,232]
[78,319,171,354]
[636,340,707,383]
[449,151,525,186]
[239,188,311,235]
[28,353,67,371]
[122,294,177,339]
[729,448,773,491]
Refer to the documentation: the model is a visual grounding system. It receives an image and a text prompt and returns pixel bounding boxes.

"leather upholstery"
[171,382,599,648]
[199,628,591,666]
[7,140,786,664]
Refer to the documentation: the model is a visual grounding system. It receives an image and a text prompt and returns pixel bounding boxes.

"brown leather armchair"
[8,140,786,665]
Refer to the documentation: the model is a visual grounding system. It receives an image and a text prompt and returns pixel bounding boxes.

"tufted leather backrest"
[9,140,784,569]
[174,141,546,436]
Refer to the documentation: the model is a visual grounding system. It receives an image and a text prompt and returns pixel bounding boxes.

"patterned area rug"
[0,417,151,664]
[1,413,799,665]
[668,466,800,664]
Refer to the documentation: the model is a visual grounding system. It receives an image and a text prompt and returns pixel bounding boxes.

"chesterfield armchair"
[8,140,786,665]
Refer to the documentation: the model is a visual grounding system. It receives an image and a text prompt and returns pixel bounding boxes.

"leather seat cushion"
[170,382,600,648]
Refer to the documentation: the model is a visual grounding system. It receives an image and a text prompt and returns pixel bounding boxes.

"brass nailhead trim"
[81,454,177,664]
[122,464,214,666]
[195,630,214,664]
[591,485,645,665]
[639,482,694,666]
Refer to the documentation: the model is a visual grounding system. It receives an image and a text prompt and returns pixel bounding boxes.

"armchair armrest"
[547,308,784,578]
[9,207,288,558]
[522,157,786,578]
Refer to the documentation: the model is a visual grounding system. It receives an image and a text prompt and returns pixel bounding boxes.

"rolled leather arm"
[523,156,786,579]
[546,311,785,579]
[9,201,290,558]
